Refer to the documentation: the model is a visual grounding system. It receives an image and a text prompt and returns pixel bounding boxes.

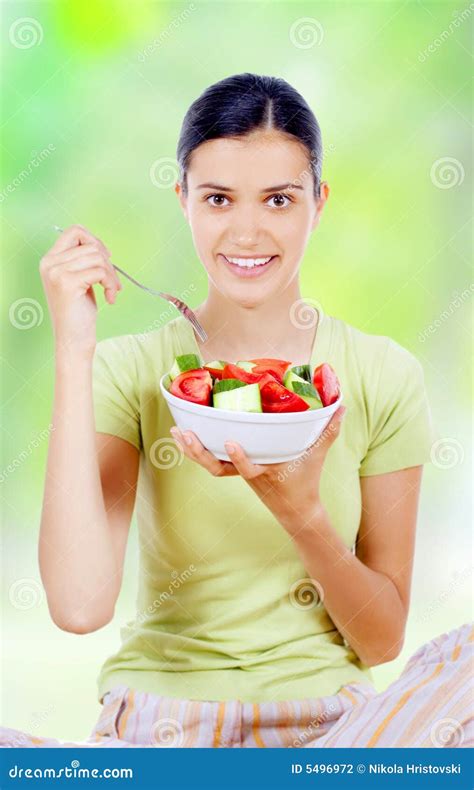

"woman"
[2,73,471,749]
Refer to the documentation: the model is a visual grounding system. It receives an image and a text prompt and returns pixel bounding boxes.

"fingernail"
[225,443,235,454]
[184,433,193,445]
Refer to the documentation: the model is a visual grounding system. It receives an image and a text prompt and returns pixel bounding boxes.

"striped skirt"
[1,622,472,748]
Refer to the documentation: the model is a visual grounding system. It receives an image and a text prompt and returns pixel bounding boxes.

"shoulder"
[94,317,188,382]
[329,315,423,383]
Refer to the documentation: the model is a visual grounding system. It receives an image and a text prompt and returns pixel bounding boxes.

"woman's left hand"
[170,405,346,526]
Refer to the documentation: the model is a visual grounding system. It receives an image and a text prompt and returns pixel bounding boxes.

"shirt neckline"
[174,307,333,369]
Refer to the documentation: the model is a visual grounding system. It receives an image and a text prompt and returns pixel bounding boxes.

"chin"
[226,286,279,310]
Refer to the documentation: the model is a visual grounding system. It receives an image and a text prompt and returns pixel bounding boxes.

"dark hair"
[176,72,323,198]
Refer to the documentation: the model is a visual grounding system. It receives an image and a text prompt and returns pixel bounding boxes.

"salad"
[166,354,341,414]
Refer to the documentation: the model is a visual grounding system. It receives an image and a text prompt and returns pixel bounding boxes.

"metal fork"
[52,225,208,342]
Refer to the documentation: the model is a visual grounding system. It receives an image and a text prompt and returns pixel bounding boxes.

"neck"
[194,280,319,363]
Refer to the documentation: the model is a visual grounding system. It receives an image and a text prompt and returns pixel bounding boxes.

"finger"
[64,253,121,292]
[52,245,121,293]
[50,224,98,254]
[59,243,109,264]
[170,428,238,477]
[61,265,119,304]
[50,225,112,260]
[49,255,119,300]
[309,405,346,451]
[223,441,266,479]
[69,243,121,290]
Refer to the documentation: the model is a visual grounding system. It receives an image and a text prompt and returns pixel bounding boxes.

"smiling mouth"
[221,254,278,269]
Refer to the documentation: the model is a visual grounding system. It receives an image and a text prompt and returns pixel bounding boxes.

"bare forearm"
[39,351,119,631]
[279,505,406,666]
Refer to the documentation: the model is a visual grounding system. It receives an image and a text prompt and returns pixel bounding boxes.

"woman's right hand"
[40,224,122,357]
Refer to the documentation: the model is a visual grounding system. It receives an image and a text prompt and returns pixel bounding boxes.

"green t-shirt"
[92,312,436,703]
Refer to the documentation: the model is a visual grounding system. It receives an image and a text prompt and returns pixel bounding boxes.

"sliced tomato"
[203,365,225,381]
[260,380,310,413]
[222,364,277,391]
[312,363,340,406]
[170,368,212,406]
[248,358,292,384]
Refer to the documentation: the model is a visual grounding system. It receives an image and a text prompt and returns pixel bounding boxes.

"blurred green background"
[1,0,472,741]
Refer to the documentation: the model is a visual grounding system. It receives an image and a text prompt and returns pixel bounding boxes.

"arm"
[39,352,139,633]
[278,465,423,666]
[37,223,138,634]
[170,395,428,667]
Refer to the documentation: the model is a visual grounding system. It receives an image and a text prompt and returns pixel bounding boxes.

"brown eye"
[206,194,229,207]
[267,193,292,208]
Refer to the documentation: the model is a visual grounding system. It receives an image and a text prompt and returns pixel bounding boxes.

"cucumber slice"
[283,371,323,410]
[283,369,307,389]
[204,360,226,370]
[213,378,247,394]
[213,381,262,412]
[235,360,254,372]
[290,364,311,382]
[292,381,319,398]
[292,380,323,410]
[169,353,203,380]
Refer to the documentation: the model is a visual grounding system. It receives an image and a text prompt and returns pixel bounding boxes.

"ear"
[310,181,330,231]
[175,182,188,220]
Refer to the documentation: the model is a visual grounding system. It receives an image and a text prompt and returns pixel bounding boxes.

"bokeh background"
[1,0,472,740]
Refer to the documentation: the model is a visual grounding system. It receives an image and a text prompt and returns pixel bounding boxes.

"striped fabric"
[1,622,472,748]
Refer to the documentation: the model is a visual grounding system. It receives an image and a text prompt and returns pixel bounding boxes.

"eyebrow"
[195,182,304,192]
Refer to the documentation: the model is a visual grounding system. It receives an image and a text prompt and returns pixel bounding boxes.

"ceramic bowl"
[160,373,343,464]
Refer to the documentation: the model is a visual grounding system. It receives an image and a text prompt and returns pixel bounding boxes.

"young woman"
[2,73,472,749]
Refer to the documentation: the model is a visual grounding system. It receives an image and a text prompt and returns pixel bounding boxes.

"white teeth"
[225,256,273,268]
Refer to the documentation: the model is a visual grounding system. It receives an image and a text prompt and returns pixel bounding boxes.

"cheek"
[189,208,222,248]
[276,214,310,253]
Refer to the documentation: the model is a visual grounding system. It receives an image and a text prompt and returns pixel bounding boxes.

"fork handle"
[111,263,165,298]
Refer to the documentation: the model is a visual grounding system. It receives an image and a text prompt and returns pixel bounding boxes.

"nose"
[228,206,262,248]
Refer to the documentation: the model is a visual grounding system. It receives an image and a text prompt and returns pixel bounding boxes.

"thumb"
[320,405,346,445]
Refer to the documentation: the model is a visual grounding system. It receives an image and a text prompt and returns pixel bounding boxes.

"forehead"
[187,131,312,190]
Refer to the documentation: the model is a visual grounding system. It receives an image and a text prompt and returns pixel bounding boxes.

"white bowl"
[160,373,344,464]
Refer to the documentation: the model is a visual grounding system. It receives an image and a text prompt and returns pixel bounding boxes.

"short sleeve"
[92,336,142,451]
[359,340,436,476]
